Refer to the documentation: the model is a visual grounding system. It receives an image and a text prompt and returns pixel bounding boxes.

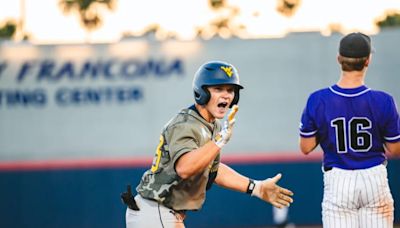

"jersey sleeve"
[383,96,400,142]
[299,93,318,138]
[165,123,200,166]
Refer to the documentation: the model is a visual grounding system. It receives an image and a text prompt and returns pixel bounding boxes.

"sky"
[0,0,400,44]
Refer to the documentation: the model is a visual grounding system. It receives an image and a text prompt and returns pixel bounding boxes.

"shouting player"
[122,61,294,228]
[299,32,400,228]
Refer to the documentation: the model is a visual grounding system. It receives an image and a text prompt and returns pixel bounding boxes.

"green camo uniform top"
[136,106,222,211]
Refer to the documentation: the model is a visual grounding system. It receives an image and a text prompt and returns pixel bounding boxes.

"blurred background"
[0,0,400,227]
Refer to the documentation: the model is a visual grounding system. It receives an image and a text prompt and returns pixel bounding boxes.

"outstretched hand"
[252,173,294,208]
[214,105,239,148]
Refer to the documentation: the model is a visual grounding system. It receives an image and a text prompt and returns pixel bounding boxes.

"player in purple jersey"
[299,32,400,228]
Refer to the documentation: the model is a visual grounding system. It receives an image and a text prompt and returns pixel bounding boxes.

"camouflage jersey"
[136,106,222,211]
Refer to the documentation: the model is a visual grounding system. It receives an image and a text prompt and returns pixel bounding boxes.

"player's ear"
[364,57,370,67]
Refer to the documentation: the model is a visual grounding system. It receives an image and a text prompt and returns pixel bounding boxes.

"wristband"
[246,179,256,194]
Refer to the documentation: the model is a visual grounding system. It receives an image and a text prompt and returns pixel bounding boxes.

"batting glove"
[252,173,294,208]
[213,105,238,148]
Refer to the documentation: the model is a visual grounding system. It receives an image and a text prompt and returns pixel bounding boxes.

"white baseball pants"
[126,195,185,228]
[322,164,394,228]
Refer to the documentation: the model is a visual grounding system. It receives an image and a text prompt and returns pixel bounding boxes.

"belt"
[169,209,186,221]
[143,196,187,220]
[324,160,387,172]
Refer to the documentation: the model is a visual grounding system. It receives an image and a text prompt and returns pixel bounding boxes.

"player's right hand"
[252,173,294,208]
[213,105,238,148]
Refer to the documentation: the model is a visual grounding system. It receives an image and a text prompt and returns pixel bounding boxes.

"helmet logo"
[220,66,233,77]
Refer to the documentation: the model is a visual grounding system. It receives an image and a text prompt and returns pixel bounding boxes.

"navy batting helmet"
[193,61,243,107]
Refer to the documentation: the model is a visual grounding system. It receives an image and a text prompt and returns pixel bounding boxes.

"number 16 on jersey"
[331,117,372,154]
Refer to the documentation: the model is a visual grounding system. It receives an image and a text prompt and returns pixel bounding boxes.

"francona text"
[10,58,184,83]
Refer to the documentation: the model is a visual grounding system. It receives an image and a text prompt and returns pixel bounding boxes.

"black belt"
[324,160,387,172]
[169,209,186,220]
[143,196,187,216]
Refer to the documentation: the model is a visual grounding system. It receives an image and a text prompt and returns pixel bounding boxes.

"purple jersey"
[300,84,400,169]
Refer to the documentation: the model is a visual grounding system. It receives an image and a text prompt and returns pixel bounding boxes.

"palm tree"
[376,11,400,28]
[200,0,301,39]
[58,0,116,41]
[209,0,225,9]
[276,0,301,17]
[196,0,245,39]
[0,0,29,41]
[0,20,17,39]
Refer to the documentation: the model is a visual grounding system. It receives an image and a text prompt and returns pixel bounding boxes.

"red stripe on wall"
[221,152,323,164]
[0,156,152,171]
[0,151,323,171]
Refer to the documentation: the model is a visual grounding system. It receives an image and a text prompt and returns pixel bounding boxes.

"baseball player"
[122,61,294,228]
[299,32,400,228]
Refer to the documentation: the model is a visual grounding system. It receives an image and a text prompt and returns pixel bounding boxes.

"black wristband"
[246,179,256,194]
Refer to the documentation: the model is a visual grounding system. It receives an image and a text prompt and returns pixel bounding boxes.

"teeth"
[218,102,228,108]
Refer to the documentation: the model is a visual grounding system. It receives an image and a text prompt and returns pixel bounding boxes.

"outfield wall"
[0,157,399,227]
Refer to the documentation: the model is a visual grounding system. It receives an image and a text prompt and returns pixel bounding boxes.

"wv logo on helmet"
[220,66,233,77]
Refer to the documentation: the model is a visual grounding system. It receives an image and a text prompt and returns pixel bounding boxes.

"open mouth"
[217,102,228,108]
